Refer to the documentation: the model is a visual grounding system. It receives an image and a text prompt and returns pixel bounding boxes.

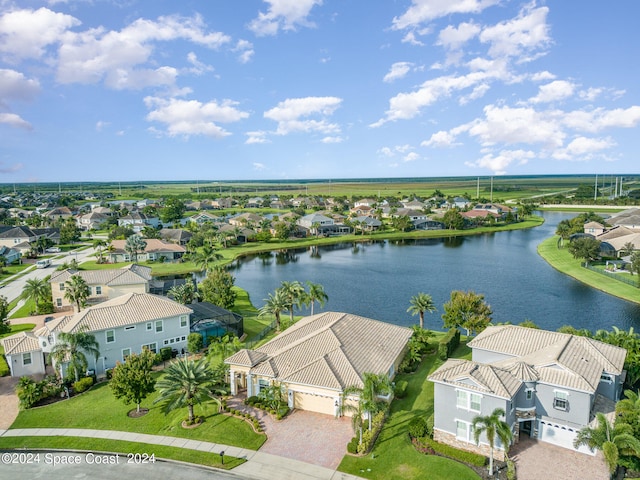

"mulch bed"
[128,408,149,418]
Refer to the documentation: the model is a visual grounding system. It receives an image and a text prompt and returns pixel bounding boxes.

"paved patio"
[228,396,354,469]
[510,436,609,480]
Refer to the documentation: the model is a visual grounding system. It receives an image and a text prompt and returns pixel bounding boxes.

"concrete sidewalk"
[0,428,363,480]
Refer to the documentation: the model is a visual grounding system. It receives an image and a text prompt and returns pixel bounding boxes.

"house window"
[122,348,131,361]
[180,315,188,328]
[142,342,157,354]
[600,373,613,384]
[455,420,473,443]
[87,286,92,295]
[456,389,482,412]
[56,298,62,307]
[155,320,163,333]
[106,330,115,343]
[553,391,569,411]
[124,325,136,331]
[146,322,152,331]
[124,254,130,261]
[163,340,169,345]
[96,286,102,295]
[59,283,65,291]
[526,389,533,400]
[22,352,32,366]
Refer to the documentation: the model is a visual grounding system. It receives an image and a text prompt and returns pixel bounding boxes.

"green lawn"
[538,236,640,304]
[0,436,244,470]
[0,263,32,283]
[8,377,265,451]
[337,341,480,480]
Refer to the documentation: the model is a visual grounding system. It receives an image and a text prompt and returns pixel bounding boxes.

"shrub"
[347,437,359,454]
[187,333,204,354]
[408,416,428,439]
[73,376,94,394]
[438,328,461,360]
[153,353,163,365]
[507,458,516,480]
[160,346,172,361]
[16,377,41,409]
[0,355,9,377]
[394,380,408,399]
[417,437,486,467]
[246,395,259,405]
[425,413,434,438]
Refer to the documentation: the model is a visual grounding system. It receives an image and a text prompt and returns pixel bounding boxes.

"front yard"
[338,341,481,480]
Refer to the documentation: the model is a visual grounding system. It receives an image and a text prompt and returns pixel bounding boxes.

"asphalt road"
[0,450,248,480]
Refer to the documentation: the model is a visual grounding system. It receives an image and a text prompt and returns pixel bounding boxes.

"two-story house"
[49,264,152,311]
[428,326,626,459]
[2,293,193,378]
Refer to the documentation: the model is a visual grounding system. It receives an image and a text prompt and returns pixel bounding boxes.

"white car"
[45,247,61,253]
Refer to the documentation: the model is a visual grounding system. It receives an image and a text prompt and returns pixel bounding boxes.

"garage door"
[293,391,336,415]
[538,420,594,455]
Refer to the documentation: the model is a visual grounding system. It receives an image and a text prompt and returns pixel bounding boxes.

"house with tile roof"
[49,264,152,311]
[225,312,411,416]
[428,325,626,459]
[108,238,186,263]
[1,293,193,378]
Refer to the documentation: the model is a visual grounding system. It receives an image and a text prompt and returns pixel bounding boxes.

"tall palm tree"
[472,407,513,477]
[407,292,437,329]
[50,328,100,382]
[93,239,107,263]
[21,278,50,315]
[153,357,222,423]
[278,280,305,323]
[64,274,90,312]
[124,235,147,263]
[574,412,640,478]
[344,372,392,432]
[306,281,328,315]
[258,289,289,331]
[192,244,222,274]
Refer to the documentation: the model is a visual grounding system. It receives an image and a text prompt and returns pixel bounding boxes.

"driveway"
[0,375,19,429]
[510,436,609,480]
[228,396,354,469]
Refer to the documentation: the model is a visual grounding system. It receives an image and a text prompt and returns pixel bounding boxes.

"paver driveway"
[510,436,609,480]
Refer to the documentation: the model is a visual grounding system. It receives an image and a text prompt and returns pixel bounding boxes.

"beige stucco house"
[225,311,412,416]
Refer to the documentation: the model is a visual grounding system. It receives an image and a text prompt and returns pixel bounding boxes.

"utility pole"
[594,174,598,201]
[477,177,480,200]
[490,177,493,203]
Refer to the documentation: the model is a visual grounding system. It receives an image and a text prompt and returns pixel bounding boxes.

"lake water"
[228,211,640,333]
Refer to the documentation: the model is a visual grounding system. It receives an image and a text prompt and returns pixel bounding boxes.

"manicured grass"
[538,236,640,304]
[0,436,245,469]
[337,340,479,480]
[0,263,32,283]
[8,299,36,319]
[9,377,265,451]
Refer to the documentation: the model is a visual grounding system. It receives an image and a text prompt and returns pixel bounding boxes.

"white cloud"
[186,52,214,75]
[561,106,640,133]
[0,7,79,61]
[404,152,420,162]
[234,40,254,63]
[422,130,459,148]
[321,135,343,143]
[0,112,32,129]
[383,62,414,83]
[552,136,614,161]
[95,120,109,132]
[436,22,480,50]
[248,0,322,36]
[401,31,424,46]
[459,83,490,105]
[479,6,550,60]
[0,69,40,102]
[253,162,267,170]
[392,0,500,30]
[530,71,556,82]
[246,131,270,144]
[144,96,249,138]
[466,149,535,174]
[264,96,342,135]
[529,80,575,104]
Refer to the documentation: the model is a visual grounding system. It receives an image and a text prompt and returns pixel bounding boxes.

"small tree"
[442,290,492,336]
[124,235,147,263]
[258,289,288,331]
[50,328,100,382]
[0,295,10,335]
[407,292,437,329]
[187,333,204,355]
[568,237,601,266]
[168,280,198,305]
[64,274,90,312]
[198,268,237,309]
[472,407,513,477]
[109,349,156,414]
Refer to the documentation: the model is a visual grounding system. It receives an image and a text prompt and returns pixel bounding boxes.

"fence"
[583,264,639,288]
[244,319,278,349]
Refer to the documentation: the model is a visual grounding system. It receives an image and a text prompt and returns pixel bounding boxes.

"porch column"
[230,369,237,395]
[247,373,253,397]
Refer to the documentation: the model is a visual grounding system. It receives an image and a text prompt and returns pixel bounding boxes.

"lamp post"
[219,450,225,465]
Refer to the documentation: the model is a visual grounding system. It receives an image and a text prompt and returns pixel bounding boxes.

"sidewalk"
[0,428,363,480]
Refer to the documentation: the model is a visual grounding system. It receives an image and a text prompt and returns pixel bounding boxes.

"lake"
[228,211,640,333]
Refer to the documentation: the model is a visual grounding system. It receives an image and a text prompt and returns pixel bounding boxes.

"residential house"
[245,197,264,208]
[401,199,425,210]
[108,239,186,263]
[0,225,38,249]
[49,264,152,311]
[77,211,109,231]
[428,325,626,459]
[218,224,255,243]
[211,198,234,209]
[607,208,640,231]
[1,293,193,378]
[225,312,411,416]
[350,205,374,217]
[394,208,427,222]
[354,198,377,208]
[584,222,605,236]
[117,211,160,232]
[44,206,73,222]
[0,245,21,264]
[228,212,263,227]
[189,212,222,225]
[298,213,334,229]
[452,197,471,209]
[353,216,382,232]
[413,219,445,230]
[160,228,193,246]
[91,206,113,216]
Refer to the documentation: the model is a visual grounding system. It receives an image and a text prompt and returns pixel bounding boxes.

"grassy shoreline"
[537,236,640,305]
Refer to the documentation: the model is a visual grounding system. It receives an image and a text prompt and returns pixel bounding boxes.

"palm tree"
[306,281,328,315]
[167,280,198,305]
[153,357,221,423]
[472,407,513,477]
[64,274,90,312]
[407,292,437,329]
[258,289,289,331]
[50,328,100,382]
[192,244,222,274]
[344,372,392,432]
[124,235,147,263]
[278,280,305,323]
[616,389,640,422]
[93,239,107,263]
[21,278,50,315]
[574,412,640,478]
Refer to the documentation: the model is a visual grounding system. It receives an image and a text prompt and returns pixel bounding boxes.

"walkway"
[0,428,363,480]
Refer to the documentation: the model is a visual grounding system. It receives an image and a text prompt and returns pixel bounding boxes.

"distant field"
[3,175,637,202]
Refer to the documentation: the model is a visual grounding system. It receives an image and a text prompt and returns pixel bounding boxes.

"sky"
[1,0,640,183]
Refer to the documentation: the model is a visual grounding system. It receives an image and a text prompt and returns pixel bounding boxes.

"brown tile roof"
[2,331,40,355]
[50,264,152,286]
[109,239,186,254]
[226,312,411,391]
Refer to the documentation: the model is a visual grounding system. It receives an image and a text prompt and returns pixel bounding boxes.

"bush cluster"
[16,375,63,409]
[408,416,428,439]
[347,437,359,454]
[438,328,461,360]
[414,436,486,467]
[394,380,408,399]
[73,376,94,394]
[0,356,9,377]
[357,410,386,454]
[160,347,172,362]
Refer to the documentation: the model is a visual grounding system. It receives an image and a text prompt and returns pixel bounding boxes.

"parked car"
[44,316,54,323]
[45,247,61,253]
[36,259,51,268]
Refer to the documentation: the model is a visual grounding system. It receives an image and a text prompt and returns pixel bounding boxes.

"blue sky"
[1,0,639,182]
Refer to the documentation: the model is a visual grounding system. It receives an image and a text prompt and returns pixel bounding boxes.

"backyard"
[338,340,481,480]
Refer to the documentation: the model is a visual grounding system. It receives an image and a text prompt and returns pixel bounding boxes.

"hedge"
[0,355,9,376]
[438,328,461,360]
[73,376,94,393]
[394,380,408,398]
[414,436,486,467]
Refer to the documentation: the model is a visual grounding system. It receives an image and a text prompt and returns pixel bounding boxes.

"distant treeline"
[192,185,301,193]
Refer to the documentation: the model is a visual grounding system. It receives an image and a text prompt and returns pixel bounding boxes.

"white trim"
[455,388,482,413]
[180,315,188,328]
[22,352,32,366]
[455,419,474,443]
[106,329,115,343]
[121,348,131,361]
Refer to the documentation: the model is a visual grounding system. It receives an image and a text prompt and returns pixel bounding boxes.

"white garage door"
[538,420,594,455]
[293,392,336,415]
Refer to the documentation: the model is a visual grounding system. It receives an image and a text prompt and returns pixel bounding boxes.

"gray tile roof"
[226,312,411,391]
[2,331,40,355]
[49,264,152,286]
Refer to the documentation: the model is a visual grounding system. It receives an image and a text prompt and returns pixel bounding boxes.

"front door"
[521,420,532,437]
